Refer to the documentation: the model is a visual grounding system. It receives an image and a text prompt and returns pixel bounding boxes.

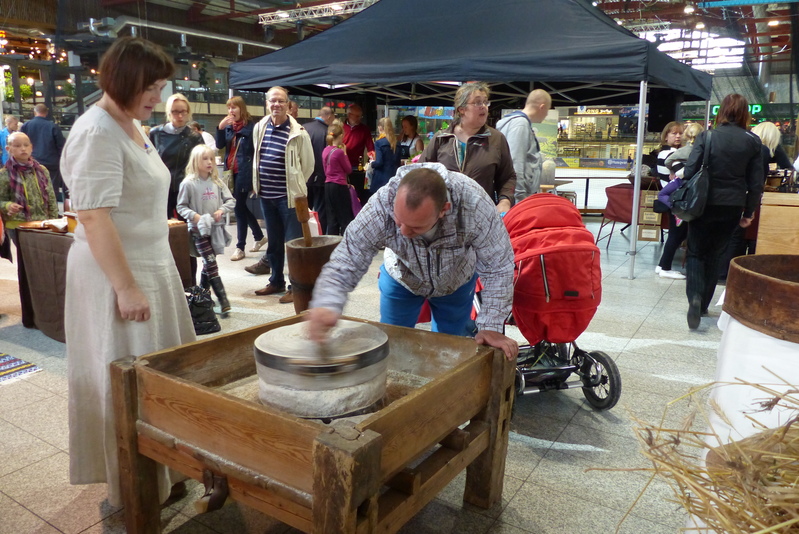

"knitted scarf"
[5,156,51,221]
[226,120,246,174]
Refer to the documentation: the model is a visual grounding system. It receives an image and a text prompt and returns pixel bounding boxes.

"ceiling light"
[684,5,695,14]
[696,22,705,29]
[330,3,343,10]
[278,12,289,19]
[768,20,779,26]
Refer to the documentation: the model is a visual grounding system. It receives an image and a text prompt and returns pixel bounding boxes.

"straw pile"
[630,380,799,533]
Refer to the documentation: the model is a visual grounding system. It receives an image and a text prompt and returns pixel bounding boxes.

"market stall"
[229,0,712,278]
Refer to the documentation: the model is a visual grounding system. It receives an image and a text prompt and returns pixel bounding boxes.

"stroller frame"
[513,339,621,411]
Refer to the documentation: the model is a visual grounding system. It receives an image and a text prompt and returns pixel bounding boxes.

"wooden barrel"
[723,255,799,343]
[286,235,342,314]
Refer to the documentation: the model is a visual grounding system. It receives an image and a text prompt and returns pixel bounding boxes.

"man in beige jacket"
[246,86,314,303]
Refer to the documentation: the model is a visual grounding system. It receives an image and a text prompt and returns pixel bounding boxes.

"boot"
[200,272,211,290]
[209,277,231,317]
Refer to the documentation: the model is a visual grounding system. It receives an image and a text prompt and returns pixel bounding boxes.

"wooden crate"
[757,192,799,255]
[112,315,515,533]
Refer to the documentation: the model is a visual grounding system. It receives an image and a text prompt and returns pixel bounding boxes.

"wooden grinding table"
[111,314,515,533]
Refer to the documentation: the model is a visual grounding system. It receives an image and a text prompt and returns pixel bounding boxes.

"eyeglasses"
[268,99,287,105]
[466,101,491,108]
[171,109,189,116]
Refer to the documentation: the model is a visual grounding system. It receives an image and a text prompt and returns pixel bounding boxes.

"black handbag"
[670,131,711,222]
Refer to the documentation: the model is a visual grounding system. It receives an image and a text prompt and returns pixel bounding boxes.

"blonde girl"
[370,117,401,193]
[177,144,236,315]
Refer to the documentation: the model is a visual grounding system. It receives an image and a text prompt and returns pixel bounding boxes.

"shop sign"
[417,106,454,120]
[556,157,581,168]
[574,106,614,115]
[580,158,628,169]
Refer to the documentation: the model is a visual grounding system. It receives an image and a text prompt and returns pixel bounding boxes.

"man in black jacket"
[303,106,335,232]
[20,104,66,200]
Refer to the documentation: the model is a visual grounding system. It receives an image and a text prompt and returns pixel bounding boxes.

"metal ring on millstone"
[254,320,389,377]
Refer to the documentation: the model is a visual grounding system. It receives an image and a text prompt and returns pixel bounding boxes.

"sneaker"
[249,237,268,253]
[675,217,684,227]
[659,270,686,280]
[655,266,662,274]
[278,289,294,304]
[245,261,271,275]
[230,248,245,261]
[687,295,702,330]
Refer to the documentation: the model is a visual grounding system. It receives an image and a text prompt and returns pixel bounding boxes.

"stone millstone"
[253,320,389,418]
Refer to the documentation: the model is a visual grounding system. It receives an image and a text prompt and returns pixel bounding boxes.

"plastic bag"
[186,285,220,335]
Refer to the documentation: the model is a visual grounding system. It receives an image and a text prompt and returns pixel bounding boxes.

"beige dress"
[61,105,196,507]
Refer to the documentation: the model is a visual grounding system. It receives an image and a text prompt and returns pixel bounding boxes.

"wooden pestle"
[294,195,313,247]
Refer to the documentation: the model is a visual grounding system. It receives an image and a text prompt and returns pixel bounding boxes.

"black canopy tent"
[230,0,711,105]
[229,0,713,277]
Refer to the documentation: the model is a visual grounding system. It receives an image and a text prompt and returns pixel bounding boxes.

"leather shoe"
[278,289,294,304]
[254,284,286,296]
[245,262,271,275]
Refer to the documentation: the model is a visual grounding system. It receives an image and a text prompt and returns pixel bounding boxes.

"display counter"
[16,220,192,342]
[757,192,799,255]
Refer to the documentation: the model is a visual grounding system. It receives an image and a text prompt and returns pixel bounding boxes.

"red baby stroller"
[502,193,621,411]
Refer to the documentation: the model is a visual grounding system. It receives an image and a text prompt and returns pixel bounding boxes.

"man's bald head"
[524,89,552,123]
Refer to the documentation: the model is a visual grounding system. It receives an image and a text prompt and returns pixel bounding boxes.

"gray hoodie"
[496,111,541,202]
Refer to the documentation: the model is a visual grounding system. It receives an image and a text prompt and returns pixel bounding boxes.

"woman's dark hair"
[226,96,252,124]
[98,37,174,111]
[401,115,418,142]
[715,93,750,129]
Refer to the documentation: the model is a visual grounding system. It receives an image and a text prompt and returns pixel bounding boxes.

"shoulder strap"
[702,131,712,168]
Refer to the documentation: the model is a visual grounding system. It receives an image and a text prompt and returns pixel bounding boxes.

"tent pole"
[627,80,648,280]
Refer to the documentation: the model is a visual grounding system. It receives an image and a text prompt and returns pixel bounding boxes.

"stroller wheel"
[579,350,621,411]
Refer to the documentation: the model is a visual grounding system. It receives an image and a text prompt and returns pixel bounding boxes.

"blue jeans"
[378,265,477,336]
[259,196,302,287]
[233,185,264,251]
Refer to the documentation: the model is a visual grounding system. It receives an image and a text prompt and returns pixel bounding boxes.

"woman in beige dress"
[60,36,196,507]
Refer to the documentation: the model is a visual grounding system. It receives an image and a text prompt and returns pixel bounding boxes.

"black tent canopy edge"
[229,0,712,107]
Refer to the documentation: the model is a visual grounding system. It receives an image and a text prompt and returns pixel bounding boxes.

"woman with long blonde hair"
[177,144,236,315]
[370,116,401,192]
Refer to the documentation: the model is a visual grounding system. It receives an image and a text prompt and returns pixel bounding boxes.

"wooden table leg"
[463,349,515,508]
[111,358,162,534]
[312,426,382,534]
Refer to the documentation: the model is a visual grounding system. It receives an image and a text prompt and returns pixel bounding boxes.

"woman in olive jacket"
[681,93,763,329]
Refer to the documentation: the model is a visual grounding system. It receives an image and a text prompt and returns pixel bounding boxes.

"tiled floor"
[0,216,723,534]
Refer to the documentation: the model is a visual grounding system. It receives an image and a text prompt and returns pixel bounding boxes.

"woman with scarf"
[0,131,58,326]
[217,96,266,263]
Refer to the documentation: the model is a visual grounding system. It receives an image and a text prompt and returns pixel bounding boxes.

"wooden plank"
[384,468,421,495]
[139,315,304,387]
[312,427,382,534]
[111,358,162,534]
[763,191,799,207]
[464,349,516,509]
[136,365,320,494]
[757,203,799,255]
[137,433,313,532]
[375,422,490,534]
[358,354,492,482]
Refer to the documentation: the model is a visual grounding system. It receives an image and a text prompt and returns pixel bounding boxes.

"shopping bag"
[349,184,362,217]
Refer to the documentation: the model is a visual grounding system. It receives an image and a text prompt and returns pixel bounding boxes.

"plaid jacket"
[310,163,514,332]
